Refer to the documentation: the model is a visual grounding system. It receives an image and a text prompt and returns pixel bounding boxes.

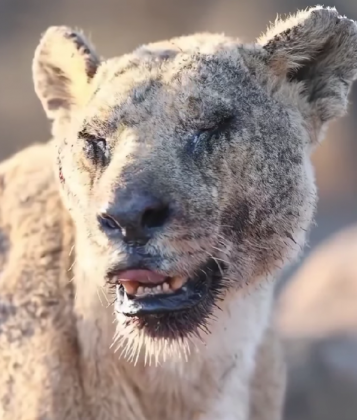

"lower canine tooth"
[169,276,186,291]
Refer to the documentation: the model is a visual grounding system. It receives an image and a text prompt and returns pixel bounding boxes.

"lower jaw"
[116,278,210,317]
[114,258,227,341]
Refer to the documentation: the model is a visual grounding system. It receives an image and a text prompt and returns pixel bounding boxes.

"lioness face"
[33,8,357,346]
[56,45,314,341]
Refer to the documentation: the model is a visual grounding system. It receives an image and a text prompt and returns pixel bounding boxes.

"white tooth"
[137,286,144,295]
[144,287,151,294]
[156,285,162,292]
[163,282,170,292]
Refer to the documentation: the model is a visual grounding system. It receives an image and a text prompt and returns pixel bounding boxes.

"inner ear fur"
[258,6,357,125]
[32,26,100,121]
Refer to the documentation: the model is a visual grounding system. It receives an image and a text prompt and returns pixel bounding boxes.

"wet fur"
[1,5,357,420]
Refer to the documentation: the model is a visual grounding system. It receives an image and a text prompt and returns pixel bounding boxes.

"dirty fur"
[1,5,357,420]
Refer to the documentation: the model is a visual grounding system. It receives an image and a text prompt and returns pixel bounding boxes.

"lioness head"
[32,7,357,351]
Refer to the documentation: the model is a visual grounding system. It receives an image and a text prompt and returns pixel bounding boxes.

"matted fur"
[1,5,356,420]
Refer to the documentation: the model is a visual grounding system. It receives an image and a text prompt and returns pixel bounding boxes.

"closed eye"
[191,116,234,148]
[83,138,108,164]
[192,130,215,146]
[79,129,109,165]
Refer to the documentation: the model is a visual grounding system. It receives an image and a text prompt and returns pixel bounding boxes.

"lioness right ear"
[32,26,100,123]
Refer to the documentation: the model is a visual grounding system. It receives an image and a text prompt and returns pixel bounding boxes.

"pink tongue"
[117,269,167,285]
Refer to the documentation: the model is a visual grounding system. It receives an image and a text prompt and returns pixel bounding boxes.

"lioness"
[0,5,356,420]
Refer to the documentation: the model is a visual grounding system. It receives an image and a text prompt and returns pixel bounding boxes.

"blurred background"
[0,1,356,419]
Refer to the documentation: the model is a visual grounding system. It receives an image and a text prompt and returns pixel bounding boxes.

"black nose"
[99,191,170,245]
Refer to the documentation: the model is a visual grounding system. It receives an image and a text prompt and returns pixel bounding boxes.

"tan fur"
[249,326,286,420]
[1,6,357,420]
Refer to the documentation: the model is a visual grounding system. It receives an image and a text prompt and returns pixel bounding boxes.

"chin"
[107,257,228,360]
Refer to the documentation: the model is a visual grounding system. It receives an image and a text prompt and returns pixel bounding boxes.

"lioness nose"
[100,192,170,245]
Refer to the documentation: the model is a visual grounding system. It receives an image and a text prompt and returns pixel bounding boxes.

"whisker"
[68,258,76,272]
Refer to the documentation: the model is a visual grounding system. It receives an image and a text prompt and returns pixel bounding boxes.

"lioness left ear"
[258,6,357,132]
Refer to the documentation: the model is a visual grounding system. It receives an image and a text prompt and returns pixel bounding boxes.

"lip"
[117,269,167,285]
[112,258,225,317]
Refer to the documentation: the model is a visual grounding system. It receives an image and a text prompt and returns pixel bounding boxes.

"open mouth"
[118,271,187,297]
[109,258,225,317]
